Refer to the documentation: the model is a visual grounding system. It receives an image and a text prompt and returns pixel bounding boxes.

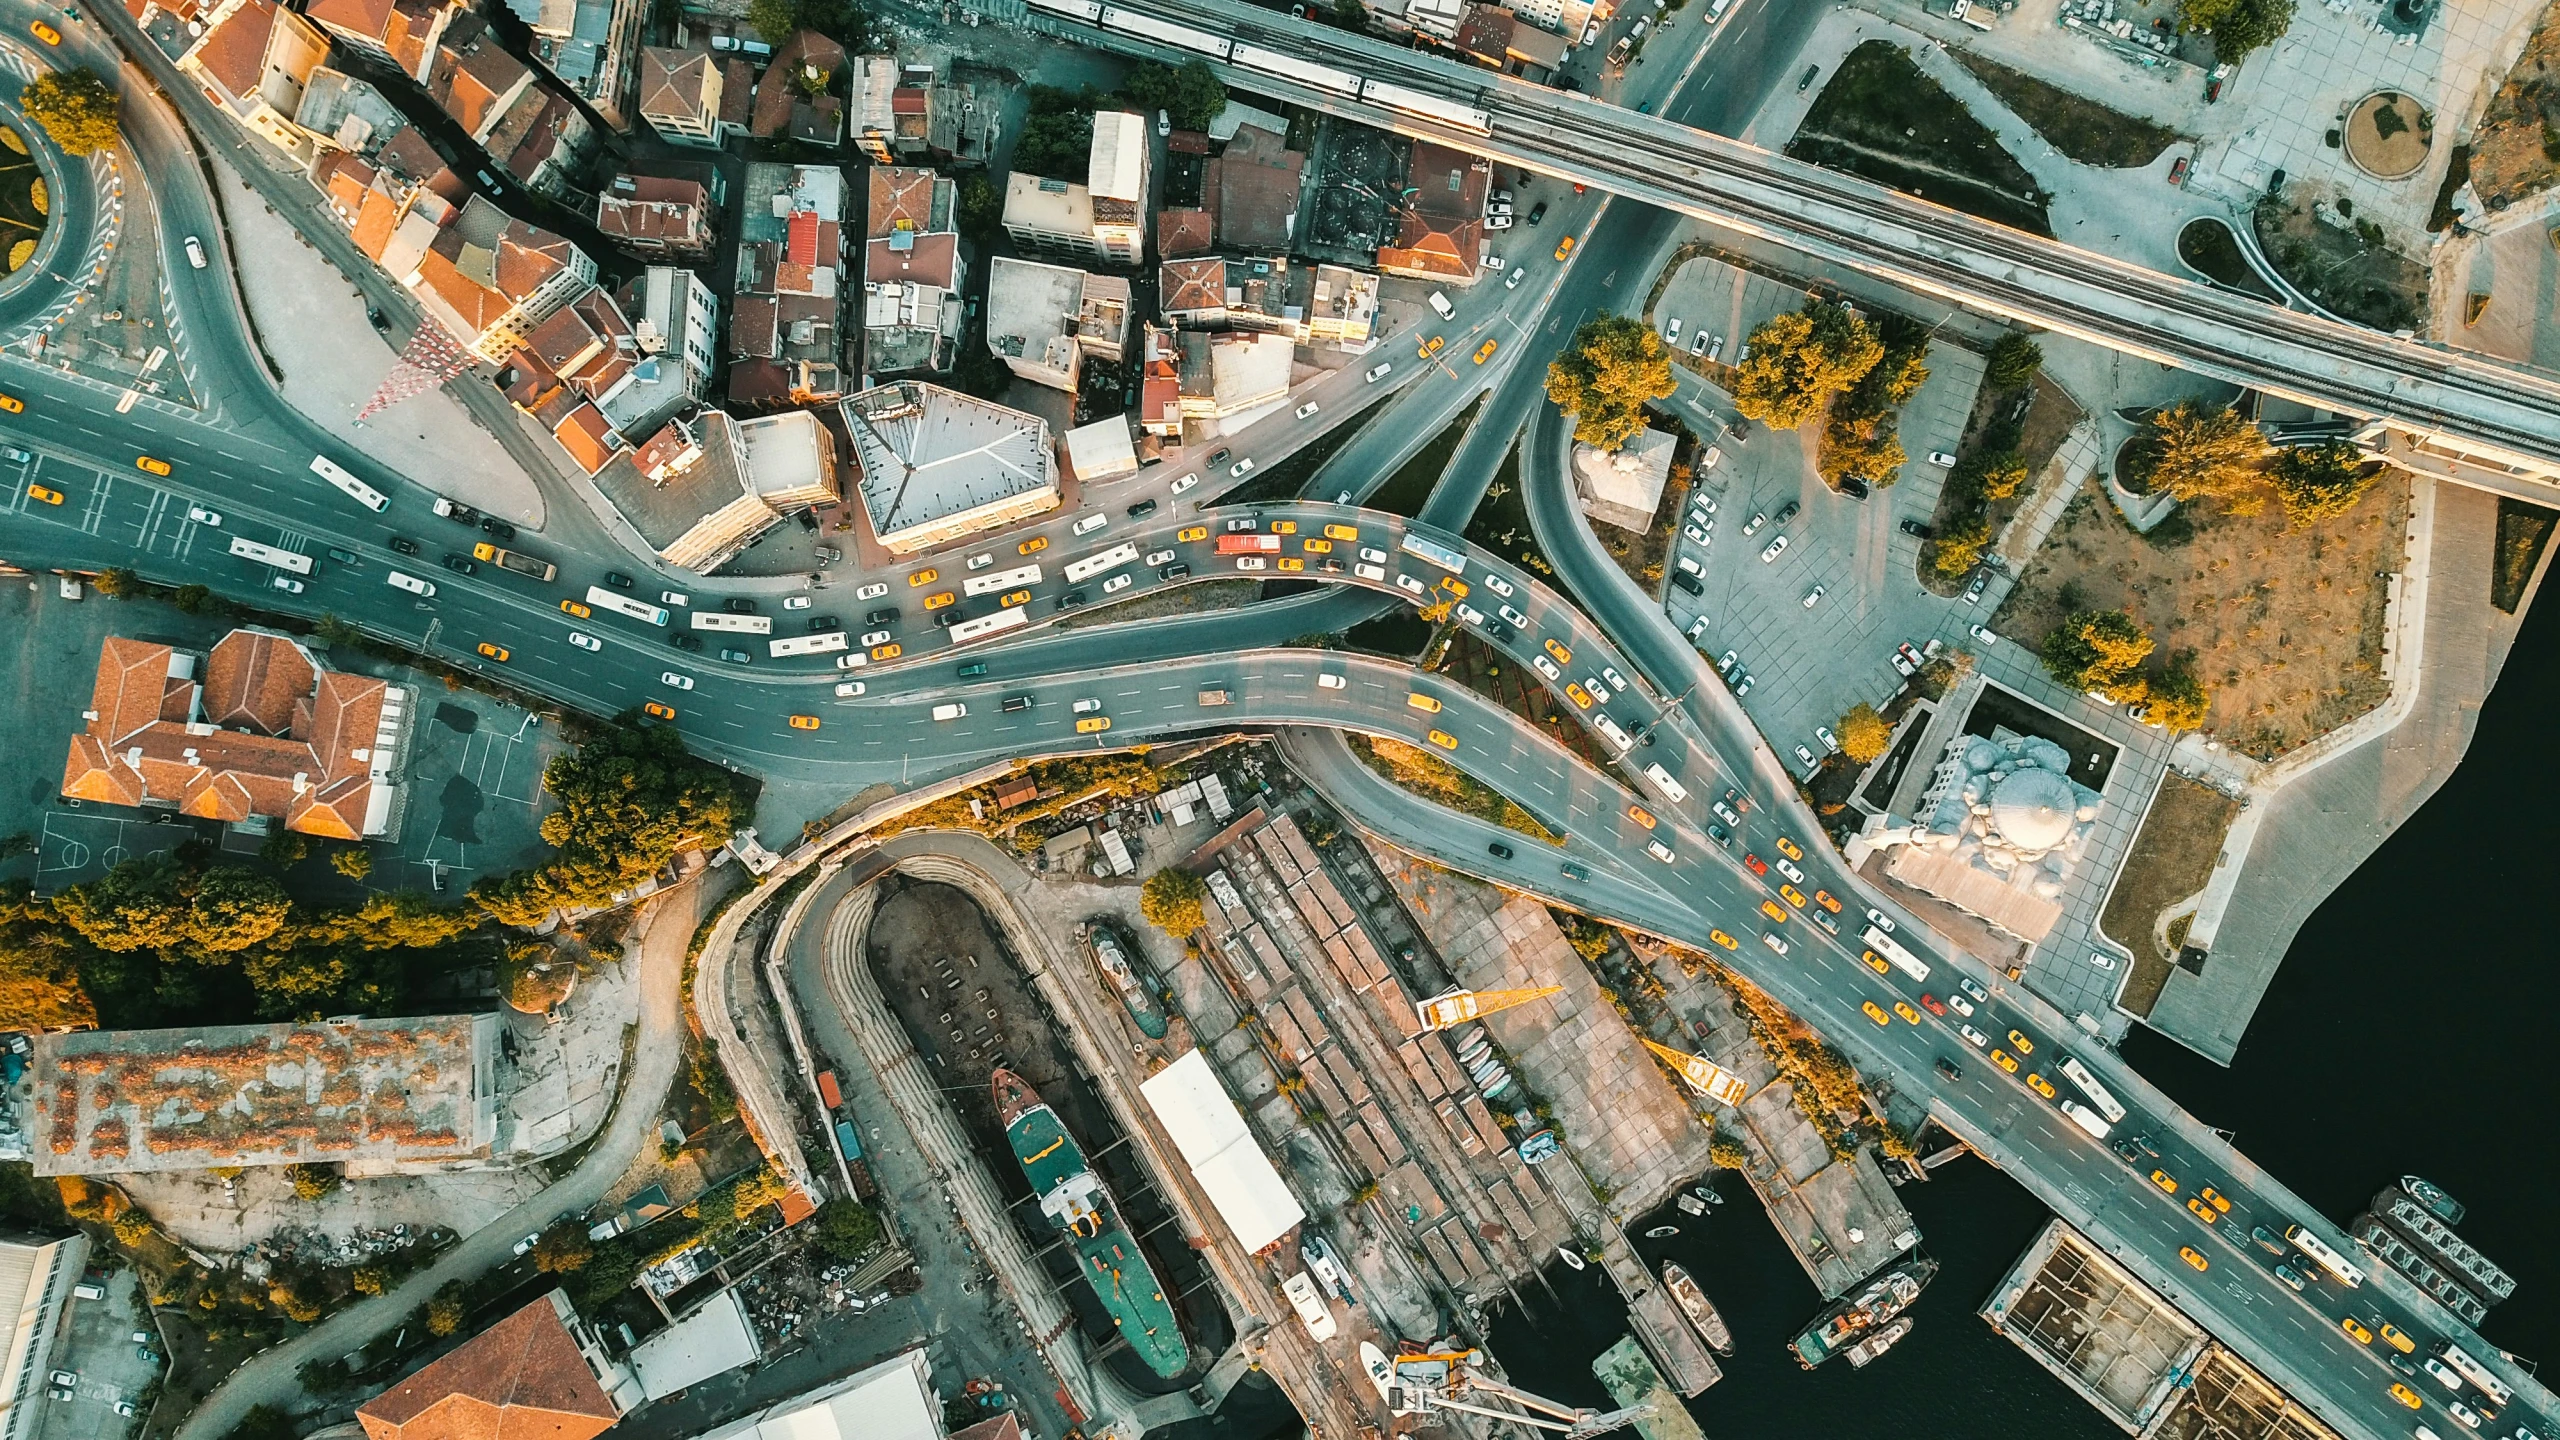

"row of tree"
[1012,62,1229,180]
[2124,399,2380,529]
[1923,334,2044,581]
[2040,608,2211,730]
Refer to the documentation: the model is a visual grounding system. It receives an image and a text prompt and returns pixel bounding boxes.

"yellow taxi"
[1775,836,1804,861]
[2186,1197,2221,1225]
[1863,952,1890,975]
[28,21,59,45]
[1178,525,1208,542]
[1277,556,1305,572]
[1426,729,1457,750]
[475,643,509,662]
[1626,804,1656,830]
[1564,682,1592,708]
[1862,1001,1891,1026]
[1407,692,1442,713]
[2340,1318,2373,1345]
[923,591,956,610]
[560,599,592,618]
[2007,1029,2035,1056]
[2378,1323,2415,1354]
[1019,536,1048,555]
[1990,1049,2019,1073]
[1544,637,1573,664]
[2150,1170,2179,1194]
[2024,1072,2057,1098]
[1758,899,1788,924]
[1077,716,1112,734]
[0,392,22,412]
[643,701,677,721]
[1301,538,1332,553]
[1894,1001,1923,1025]
[1435,574,1469,599]
[2388,1384,2422,1411]
[2179,1247,2210,1272]
[1813,889,1843,914]
[1554,235,1577,261]
[1419,335,1445,358]
[136,456,172,476]
[27,483,61,505]
[1708,929,1738,951]
[908,568,939,586]
[2199,1186,2231,1214]
[1000,589,1032,608]
[1473,339,1498,364]
[1778,883,1807,908]
[789,715,820,731]
[1323,523,1359,542]
[870,642,902,661]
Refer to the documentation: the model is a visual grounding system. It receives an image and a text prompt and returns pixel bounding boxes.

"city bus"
[2285,1224,2368,1288]
[963,563,1043,597]
[227,537,314,575]
[1063,542,1140,585]
[2430,1342,2514,1407]
[310,454,389,512]
[769,631,851,659]
[948,607,1031,645]
[584,586,668,626]
[2058,1100,2112,1141]
[2056,1055,2128,1125]
[1399,529,1469,575]
[1860,925,1929,983]
[691,611,773,635]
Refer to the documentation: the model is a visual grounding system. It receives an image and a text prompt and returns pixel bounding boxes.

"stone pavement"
[202,147,541,526]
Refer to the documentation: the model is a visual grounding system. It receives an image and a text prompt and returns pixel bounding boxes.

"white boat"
[1661,1262,1735,1355]
[1844,1317,1911,1367]
[1675,1194,1706,1217]
[1558,1245,1587,1271]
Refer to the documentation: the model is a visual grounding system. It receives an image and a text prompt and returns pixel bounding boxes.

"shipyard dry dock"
[1983,1221,2340,1440]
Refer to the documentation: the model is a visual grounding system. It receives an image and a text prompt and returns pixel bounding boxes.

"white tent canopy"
[1141,1048,1306,1253]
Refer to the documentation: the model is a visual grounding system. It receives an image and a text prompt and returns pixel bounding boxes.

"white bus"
[2058,1100,2112,1141]
[963,563,1043,597]
[2056,1055,2127,1125]
[948,607,1031,645]
[310,455,388,512]
[2285,1224,2368,1288]
[692,611,773,635]
[585,586,668,626]
[770,631,851,659]
[228,537,313,575]
[1399,530,1469,575]
[1592,713,1632,751]
[1861,925,1930,983]
[1063,542,1140,585]
[1642,763,1687,804]
[2430,1342,2513,1407]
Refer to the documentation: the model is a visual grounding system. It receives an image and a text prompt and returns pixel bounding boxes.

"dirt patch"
[1368,396,1484,518]
[1789,40,2053,237]
[1990,470,2410,759]
[2252,189,2428,333]
[2343,91,2433,180]
[1054,577,1261,630]
[2097,773,2241,1016]
[1949,51,2184,167]
[2457,0,2560,208]
[2491,496,2558,613]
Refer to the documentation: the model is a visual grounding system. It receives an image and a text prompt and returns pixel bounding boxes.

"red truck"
[816,1071,842,1109]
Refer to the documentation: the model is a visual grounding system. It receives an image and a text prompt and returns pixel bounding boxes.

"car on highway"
[30,20,60,44]
[442,554,478,574]
[1742,852,1768,876]
[1956,976,1987,1004]
[2422,1357,2465,1391]
[1236,556,1268,572]
[2022,1071,2054,1097]
[1625,804,1656,830]
[1918,993,1946,1016]
[854,581,889,600]
[1365,362,1394,382]
[2198,1186,2230,1213]
[1894,1002,1922,1025]
[1170,473,1201,495]
[1532,654,1560,680]
[788,715,820,730]
[1778,884,1806,908]
[26,483,62,505]
[1958,1024,1989,1048]
[136,455,172,476]
[475,642,508,662]
[1426,729,1457,750]
[1582,674,1610,703]
[1761,900,1789,923]
[1990,1049,2019,1073]
[2390,1385,2427,1411]
[1073,716,1112,734]
[1932,1058,1964,1085]
[1276,557,1304,572]
[2264,1263,2304,1292]
[1862,1001,1891,1026]
[568,632,600,652]
[2149,1169,2179,1193]
[1228,456,1257,478]
[871,642,901,660]
[1103,572,1134,592]
[659,672,696,690]
[1507,267,1528,290]
[1711,800,1742,826]
[2180,1247,2210,1272]
[2340,1317,2374,1345]
[1553,234,1576,261]
[271,575,305,594]
[1474,339,1499,364]
[2006,1029,2034,1055]
[965,553,994,571]
[1708,929,1738,950]
[833,681,867,698]
[181,503,224,527]
[1772,857,1804,885]
[1762,932,1788,955]
[1294,400,1322,420]
[1001,588,1033,607]
[1811,890,1843,916]
[2379,1323,2416,1353]
[1863,952,1891,976]
[1760,535,1790,563]
[1865,907,1896,933]
[908,569,940,587]
[1418,335,1445,359]
[1316,674,1346,691]
[1629,834,1668,863]
[0,393,21,415]
[2186,1196,2221,1224]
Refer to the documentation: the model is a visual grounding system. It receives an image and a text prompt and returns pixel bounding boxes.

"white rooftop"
[1141,1048,1306,1253]
[1090,111,1147,202]
[1064,417,1139,482]
[696,1348,940,1440]
[629,1288,760,1399]
[839,381,1054,538]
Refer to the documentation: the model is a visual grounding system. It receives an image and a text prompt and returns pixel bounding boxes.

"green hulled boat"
[994,1067,1190,1378]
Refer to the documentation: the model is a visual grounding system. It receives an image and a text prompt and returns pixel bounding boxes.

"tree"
[1118,60,1227,133]
[350,1265,391,1296]
[746,0,797,43]
[21,70,120,156]
[956,173,1002,239]
[1927,515,1993,580]
[1140,867,1207,937]
[1984,334,2044,391]
[53,855,192,954]
[1011,107,1095,181]
[1816,411,1906,489]
[95,567,145,599]
[425,1283,465,1336]
[2266,441,2378,529]
[330,846,373,882]
[2127,399,2264,505]
[2042,608,2155,695]
[531,1218,594,1274]
[1707,1133,1749,1170]
[476,718,745,926]
[813,1198,882,1261]
[1545,315,1677,450]
[0,883,99,1031]
[2179,0,2294,59]
[186,868,292,954]
[1972,450,2031,502]
[1835,703,1892,766]
[2147,654,2212,732]
[1730,302,1883,430]
[286,1163,341,1202]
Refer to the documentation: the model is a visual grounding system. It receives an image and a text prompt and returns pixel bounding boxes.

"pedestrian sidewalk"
[203,146,543,526]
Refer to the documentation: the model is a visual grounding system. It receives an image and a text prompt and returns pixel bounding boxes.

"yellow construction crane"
[1415,986,1563,1033]
[1640,1039,1750,1106]
[1361,1343,1651,1438]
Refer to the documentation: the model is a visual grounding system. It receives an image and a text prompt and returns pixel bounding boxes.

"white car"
[1071,513,1108,536]
[1716,649,1740,676]
[186,505,222,526]
[1763,933,1790,956]
[1773,857,1805,885]
[1794,743,1818,769]
[1481,573,1515,598]
[1645,839,1675,863]
[568,632,601,652]
[660,590,691,606]
[861,629,892,647]
[1354,563,1386,580]
[1456,603,1485,626]
[1602,664,1627,691]
[1227,518,1260,532]
[1889,649,1918,678]
[1072,697,1102,713]
[1103,572,1133,593]
[1296,402,1321,419]
[1740,511,1767,537]
[1583,675,1609,703]
[1691,494,1718,516]
[1945,992,1974,1017]
[1395,574,1426,596]
[783,595,811,609]
[1145,549,1176,566]
[835,680,867,697]
[1482,254,1506,271]
[1506,267,1527,290]
[1663,318,1681,343]
[659,672,696,691]
[270,575,304,594]
[1171,473,1200,495]
[1231,458,1256,478]
[2088,950,2117,971]
[1236,557,1268,571]
[1366,363,1393,382]
[856,582,889,600]
[1802,583,1825,608]
[1683,523,1710,544]
[1484,213,1512,230]
[1760,535,1790,563]
[1865,908,1897,934]
[966,552,994,570]
[1360,547,1388,564]
[1969,623,2000,645]
[1532,655,1560,680]
[1928,450,1958,467]
[1498,604,1528,627]
[1687,615,1710,640]
[1959,1024,1989,1048]
[1815,724,1839,752]
[1317,673,1347,690]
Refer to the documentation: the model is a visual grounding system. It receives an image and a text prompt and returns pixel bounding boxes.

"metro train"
[1023,0,1494,134]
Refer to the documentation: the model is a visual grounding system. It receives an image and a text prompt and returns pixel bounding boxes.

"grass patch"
[2252,190,2425,333]
[1950,51,2182,167]
[1789,40,2052,237]
[2099,773,2241,1016]
[1225,393,1394,504]
[1347,734,1562,843]
[1053,577,1261,631]
[2176,217,2283,300]
[2491,497,2557,613]
[1365,396,1484,517]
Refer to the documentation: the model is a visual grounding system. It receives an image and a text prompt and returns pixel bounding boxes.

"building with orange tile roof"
[175,0,333,163]
[1377,141,1489,285]
[60,630,412,841]
[358,1290,640,1440]
[408,195,597,363]
[303,0,463,82]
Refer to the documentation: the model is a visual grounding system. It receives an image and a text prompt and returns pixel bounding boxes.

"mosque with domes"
[1860,728,2105,944]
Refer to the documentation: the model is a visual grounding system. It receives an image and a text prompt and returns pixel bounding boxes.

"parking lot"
[31,1262,156,1440]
